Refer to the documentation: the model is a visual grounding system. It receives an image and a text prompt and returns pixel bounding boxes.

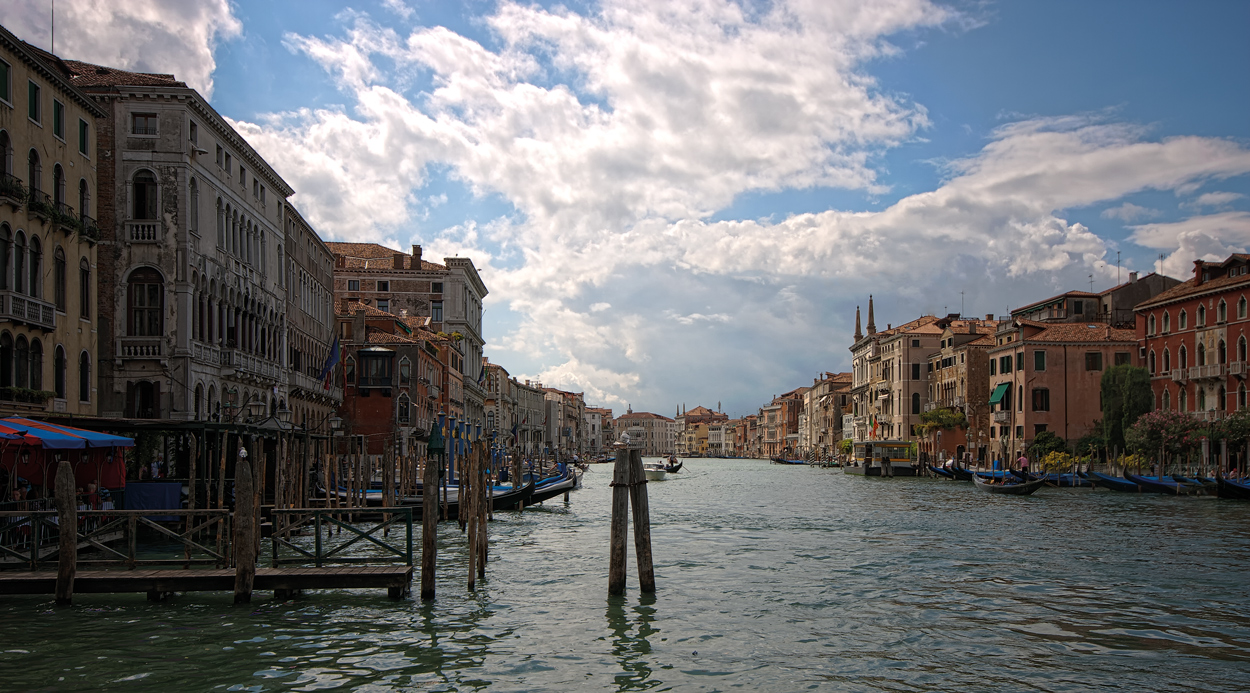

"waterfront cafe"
[0,417,134,508]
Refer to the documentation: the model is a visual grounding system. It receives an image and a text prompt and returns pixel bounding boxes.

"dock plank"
[0,566,412,597]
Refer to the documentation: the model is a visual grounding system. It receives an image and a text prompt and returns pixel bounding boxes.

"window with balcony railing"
[132,113,157,136]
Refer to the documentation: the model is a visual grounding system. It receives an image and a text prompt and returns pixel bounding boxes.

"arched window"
[188,178,199,233]
[0,332,10,388]
[1218,340,1227,365]
[911,392,920,415]
[133,170,157,219]
[1163,348,1171,372]
[29,339,41,390]
[1148,314,1156,335]
[1162,388,1171,411]
[216,198,225,248]
[345,356,355,385]
[1198,343,1206,367]
[54,345,65,399]
[1219,385,1226,411]
[194,384,203,420]
[127,267,163,336]
[78,179,89,219]
[1148,350,1156,374]
[27,236,40,298]
[1218,300,1227,323]
[52,245,65,310]
[14,335,28,388]
[399,357,411,385]
[1180,309,1188,330]
[397,393,411,424]
[13,231,24,294]
[1163,312,1170,333]
[78,351,91,402]
[1179,387,1187,413]
[0,130,11,175]
[0,224,10,291]
[1198,387,1206,411]
[1179,345,1188,370]
[27,149,41,192]
[79,258,90,319]
[1241,336,1248,363]
[52,163,65,207]
[1240,296,1248,320]
[1240,383,1247,410]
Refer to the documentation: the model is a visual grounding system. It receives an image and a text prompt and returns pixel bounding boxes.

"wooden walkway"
[0,566,413,600]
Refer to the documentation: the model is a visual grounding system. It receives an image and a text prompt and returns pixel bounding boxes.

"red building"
[1136,256,1250,418]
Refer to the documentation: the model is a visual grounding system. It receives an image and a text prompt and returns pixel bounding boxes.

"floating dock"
[0,566,413,600]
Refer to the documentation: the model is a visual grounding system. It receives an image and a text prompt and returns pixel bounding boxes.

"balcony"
[1170,368,1187,382]
[0,173,27,209]
[192,340,221,366]
[220,349,279,383]
[1230,361,1247,377]
[0,291,56,330]
[117,336,164,359]
[127,221,160,243]
[26,189,55,223]
[78,214,100,243]
[1190,363,1225,380]
[427,384,440,400]
[993,410,1010,423]
[1190,410,1224,423]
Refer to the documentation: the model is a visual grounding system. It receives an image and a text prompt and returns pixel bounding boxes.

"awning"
[2,417,136,449]
[988,383,1009,405]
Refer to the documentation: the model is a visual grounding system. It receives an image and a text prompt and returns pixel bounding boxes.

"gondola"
[664,457,683,473]
[1011,470,1093,488]
[972,474,1047,496]
[1123,472,1203,495]
[528,471,579,505]
[1083,471,1141,492]
[771,457,806,465]
[948,466,975,481]
[397,478,536,517]
[1215,475,1250,500]
[928,465,955,479]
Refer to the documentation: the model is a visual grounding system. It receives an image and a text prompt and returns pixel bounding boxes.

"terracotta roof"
[1026,323,1136,343]
[1097,271,1169,296]
[327,242,446,271]
[683,406,717,416]
[617,412,674,421]
[62,59,185,88]
[365,331,422,345]
[1135,271,1250,311]
[336,300,394,318]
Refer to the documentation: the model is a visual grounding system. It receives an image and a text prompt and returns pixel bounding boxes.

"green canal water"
[2,458,1248,691]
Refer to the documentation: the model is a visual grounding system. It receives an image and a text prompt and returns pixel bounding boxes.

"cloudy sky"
[10,0,1250,417]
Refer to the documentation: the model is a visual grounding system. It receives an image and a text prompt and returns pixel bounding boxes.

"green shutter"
[988,382,1009,405]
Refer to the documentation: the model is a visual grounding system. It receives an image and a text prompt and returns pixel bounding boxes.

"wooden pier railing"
[0,509,231,571]
[269,507,414,567]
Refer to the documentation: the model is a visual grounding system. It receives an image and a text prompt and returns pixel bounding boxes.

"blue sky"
[11,0,1250,418]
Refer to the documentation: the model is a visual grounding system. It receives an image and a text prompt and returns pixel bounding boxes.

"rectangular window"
[376,280,389,292]
[1017,352,1024,371]
[260,186,266,206]
[1016,425,1024,439]
[989,359,996,376]
[216,145,224,167]
[1034,423,1048,435]
[0,60,10,103]
[52,99,64,138]
[1034,350,1046,371]
[376,299,389,313]
[912,363,920,380]
[347,279,360,292]
[912,339,920,347]
[1000,355,1012,373]
[189,121,198,145]
[253,179,259,198]
[78,119,89,155]
[431,301,443,322]
[28,80,40,122]
[1073,300,1083,315]
[240,166,246,186]
[432,282,443,293]
[225,153,232,176]
[1085,352,1103,371]
[1114,352,1131,366]
[989,426,996,438]
[131,112,157,135]
[1032,388,1050,412]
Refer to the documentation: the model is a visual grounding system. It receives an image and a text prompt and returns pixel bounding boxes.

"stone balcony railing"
[192,340,221,366]
[0,291,56,330]
[1190,410,1224,422]
[117,336,164,359]
[1190,364,1226,380]
[992,410,1010,423]
[220,348,279,382]
[1230,361,1247,377]
[290,370,344,403]
[1170,368,1187,382]
[127,221,160,243]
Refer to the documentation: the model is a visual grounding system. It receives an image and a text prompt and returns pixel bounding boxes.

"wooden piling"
[421,450,439,601]
[54,459,77,605]
[628,448,656,593]
[233,452,256,604]
[478,445,488,577]
[608,447,631,595]
[467,445,478,590]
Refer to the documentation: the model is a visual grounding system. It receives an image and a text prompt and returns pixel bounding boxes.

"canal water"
[2,458,1248,691]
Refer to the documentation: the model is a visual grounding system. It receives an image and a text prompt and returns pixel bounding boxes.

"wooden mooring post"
[233,447,257,604]
[609,445,655,595]
[54,458,77,605]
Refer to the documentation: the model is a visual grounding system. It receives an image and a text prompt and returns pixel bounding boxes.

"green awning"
[988,382,1009,405]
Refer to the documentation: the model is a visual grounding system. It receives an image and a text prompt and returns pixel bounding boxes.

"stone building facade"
[0,30,106,417]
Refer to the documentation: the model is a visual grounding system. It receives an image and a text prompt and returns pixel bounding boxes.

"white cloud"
[382,0,415,21]
[1189,191,1245,208]
[1101,202,1160,222]
[5,0,241,98]
[236,1,1250,412]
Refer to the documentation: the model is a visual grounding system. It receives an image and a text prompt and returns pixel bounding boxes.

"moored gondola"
[1123,472,1203,495]
[1216,475,1250,500]
[972,474,1048,495]
[1084,471,1141,492]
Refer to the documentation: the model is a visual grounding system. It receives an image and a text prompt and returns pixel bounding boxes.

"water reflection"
[607,593,659,690]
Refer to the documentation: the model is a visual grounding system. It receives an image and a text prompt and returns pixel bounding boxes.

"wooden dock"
[0,566,413,600]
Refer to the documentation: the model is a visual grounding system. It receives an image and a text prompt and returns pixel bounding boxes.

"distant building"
[616,408,676,456]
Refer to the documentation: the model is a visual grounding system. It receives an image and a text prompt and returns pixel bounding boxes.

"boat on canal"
[643,461,668,481]
[665,455,683,473]
[1083,471,1140,492]
[845,440,917,476]
[528,468,581,505]
[972,474,1047,496]
[1123,472,1205,495]
[1216,475,1250,500]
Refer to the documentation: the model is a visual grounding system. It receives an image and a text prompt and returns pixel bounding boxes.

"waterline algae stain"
[2,459,1248,691]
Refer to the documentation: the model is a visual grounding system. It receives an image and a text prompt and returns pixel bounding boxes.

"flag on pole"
[319,336,340,390]
[478,365,487,386]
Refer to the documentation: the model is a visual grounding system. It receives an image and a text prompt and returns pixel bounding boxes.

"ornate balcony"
[0,291,56,330]
[0,173,27,210]
[1230,361,1247,377]
[117,336,164,359]
[1170,368,1187,382]
[26,189,55,223]
[992,410,1010,423]
[1190,363,1226,380]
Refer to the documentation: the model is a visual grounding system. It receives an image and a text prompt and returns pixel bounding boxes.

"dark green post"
[423,419,445,600]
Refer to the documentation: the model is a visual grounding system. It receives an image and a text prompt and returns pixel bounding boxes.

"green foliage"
[1027,430,1067,457]
[1073,430,1106,457]
[917,407,967,435]
[837,439,852,455]
[1218,407,1250,443]
[1126,409,1200,456]
[1101,364,1153,450]
[0,387,57,404]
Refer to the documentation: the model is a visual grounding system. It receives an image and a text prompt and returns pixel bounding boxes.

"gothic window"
[14,335,27,388]
[79,258,90,319]
[29,339,41,390]
[78,351,90,402]
[54,345,65,399]
[397,393,411,424]
[27,235,39,298]
[53,247,65,310]
[0,332,10,388]
[78,178,88,218]
[1180,309,1188,329]
[27,148,40,192]
[1240,296,1247,320]
[1218,300,1227,323]
[1163,312,1170,333]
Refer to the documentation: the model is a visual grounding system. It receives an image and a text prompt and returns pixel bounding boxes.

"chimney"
[340,297,352,313]
[854,306,862,340]
[866,295,876,335]
[410,245,423,269]
[985,313,993,322]
[1194,259,1205,286]
[1129,271,1138,283]
[393,253,405,269]
[334,255,346,269]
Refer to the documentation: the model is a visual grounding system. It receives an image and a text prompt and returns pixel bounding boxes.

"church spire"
[854,305,863,340]
[867,294,877,335]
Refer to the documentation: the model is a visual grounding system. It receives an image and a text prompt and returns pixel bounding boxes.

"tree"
[1101,364,1153,450]
[1027,430,1067,458]
[1125,409,1200,457]
[918,407,967,432]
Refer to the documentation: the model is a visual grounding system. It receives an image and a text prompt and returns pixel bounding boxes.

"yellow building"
[0,27,105,416]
